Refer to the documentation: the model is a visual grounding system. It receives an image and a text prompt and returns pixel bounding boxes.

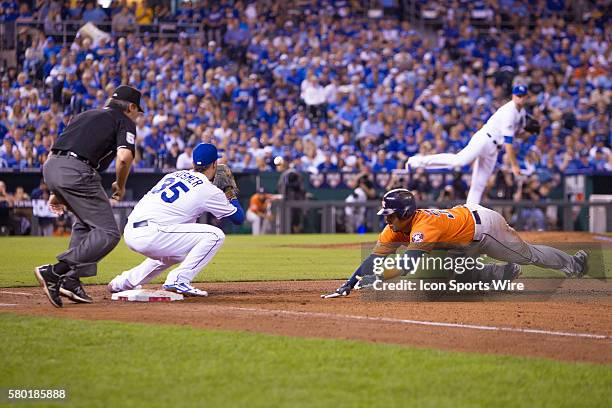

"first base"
[111,289,184,302]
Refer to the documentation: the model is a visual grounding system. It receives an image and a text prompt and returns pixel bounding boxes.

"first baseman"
[108,143,244,297]
[407,85,530,205]
[323,189,588,298]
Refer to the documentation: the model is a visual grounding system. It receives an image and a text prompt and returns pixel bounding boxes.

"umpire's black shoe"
[60,277,93,304]
[34,265,64,308]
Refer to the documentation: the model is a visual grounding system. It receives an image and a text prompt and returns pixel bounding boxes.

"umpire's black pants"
[43,154,120,277]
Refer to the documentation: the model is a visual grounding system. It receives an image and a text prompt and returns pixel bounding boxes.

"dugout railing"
[3,199,612,237]
[268,199,612,235]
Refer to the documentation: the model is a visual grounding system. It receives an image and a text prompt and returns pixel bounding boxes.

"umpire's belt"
[132,220,149,228]
[471,210,484,241]
[52,150,94,167]
[486,133,502,150]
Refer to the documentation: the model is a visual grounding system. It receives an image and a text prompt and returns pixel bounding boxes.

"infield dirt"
[1,279,611,364]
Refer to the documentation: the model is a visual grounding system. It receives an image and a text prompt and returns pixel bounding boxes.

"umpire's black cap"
[377,189,417,219]
[112,85,144,112]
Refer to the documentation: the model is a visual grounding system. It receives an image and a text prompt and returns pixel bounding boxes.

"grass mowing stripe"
[0,314,610,408]
[2,236,609,287]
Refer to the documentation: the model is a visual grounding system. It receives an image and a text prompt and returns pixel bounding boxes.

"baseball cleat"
[502,263,521,281]
[60,277,93,304]
[163,282,208,297]
[107,277,142,293]
[107,281,120,293]
[34,264,64,308]
[572,250,588,278]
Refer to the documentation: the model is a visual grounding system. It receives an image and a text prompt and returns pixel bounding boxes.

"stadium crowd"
[0,0,610,186]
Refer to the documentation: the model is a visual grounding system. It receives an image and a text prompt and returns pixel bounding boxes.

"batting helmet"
[376,189,417,219]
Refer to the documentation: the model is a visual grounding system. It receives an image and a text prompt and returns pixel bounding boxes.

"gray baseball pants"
[43,155,120,277]
[467,204,581,276]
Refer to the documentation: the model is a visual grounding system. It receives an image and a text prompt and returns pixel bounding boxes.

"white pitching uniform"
[109,170,236,294]
[408,100,525,204]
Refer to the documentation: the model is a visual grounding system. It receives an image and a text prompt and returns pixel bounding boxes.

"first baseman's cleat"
[502,263,521,281]
[107,277,124,293]
[107,281,120,293]
[107,276,142,293]
[60,277,93,304]
[572,250,588,278]
[34,264,64,308]
[163,282,208,297]
[321,283,352,299]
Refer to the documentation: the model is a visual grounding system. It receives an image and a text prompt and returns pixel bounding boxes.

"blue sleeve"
[504,136,514,145]
[346,250,426,288]
[346,254,384,288]
[227,198,245,225]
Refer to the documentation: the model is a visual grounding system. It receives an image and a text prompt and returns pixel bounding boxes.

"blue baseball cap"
[512,85,528,96]
[192,143,218,166]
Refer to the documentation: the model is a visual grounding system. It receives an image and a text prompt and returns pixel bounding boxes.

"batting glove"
[321,283,352,299]
[354,274,379,290]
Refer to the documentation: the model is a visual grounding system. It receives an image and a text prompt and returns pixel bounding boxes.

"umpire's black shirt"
[52,106,136,171]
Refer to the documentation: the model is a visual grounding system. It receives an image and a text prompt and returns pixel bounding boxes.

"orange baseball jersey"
[249,194,273,213]
[376,206,476,253]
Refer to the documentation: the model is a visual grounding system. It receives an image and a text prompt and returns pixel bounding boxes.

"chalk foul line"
[220,306,610,340]
[0,291,33,296]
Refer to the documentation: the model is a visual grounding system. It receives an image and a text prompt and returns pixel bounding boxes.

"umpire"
[34,85,142,307]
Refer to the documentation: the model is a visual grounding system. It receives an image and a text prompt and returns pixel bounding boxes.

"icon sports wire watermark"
[355,241,609,301]
[372,277,525,292]
[370,253,526,293]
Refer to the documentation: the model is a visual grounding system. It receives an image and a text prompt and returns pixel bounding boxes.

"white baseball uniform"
[408,100,526,204]
[109,170,237,291]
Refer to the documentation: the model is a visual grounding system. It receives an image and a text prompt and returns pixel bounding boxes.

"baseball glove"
[524,114,541,134]
[214,164,239,200]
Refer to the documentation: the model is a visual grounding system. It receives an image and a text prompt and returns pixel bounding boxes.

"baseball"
[273,156,284,166]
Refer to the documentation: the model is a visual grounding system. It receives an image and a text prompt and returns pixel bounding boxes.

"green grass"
[2,234,376,287]
[0,314,610,408]
[0,235,610,287]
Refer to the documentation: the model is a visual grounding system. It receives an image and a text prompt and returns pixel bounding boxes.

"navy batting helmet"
[376,189,417,219]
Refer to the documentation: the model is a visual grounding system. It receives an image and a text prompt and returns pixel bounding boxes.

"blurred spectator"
[408,168,433,201]
[165,142,181,169]
[43,8,62,36]
[223,17,249,63]
[52,214,71,237]
[345,173,375,233]
[277,158,306,233]
[317,151,339,172]
[0,181,17,235]
[111,6,136,34]
[82,2,108,24]
[438,169,468,202]
[372,150,397,173]
[135,0,153,26]
[31,187,56,236]
[512,175,549,231]
[487,168,516,218]
[0,0,607,207]
[302,74,327,122]
[12,186,31,234]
